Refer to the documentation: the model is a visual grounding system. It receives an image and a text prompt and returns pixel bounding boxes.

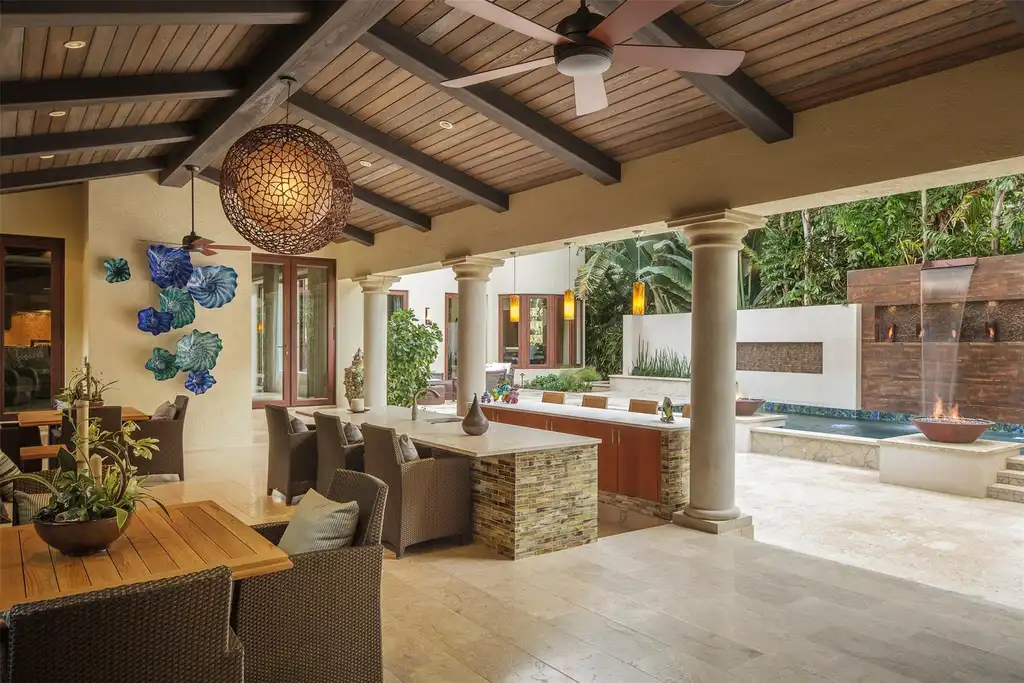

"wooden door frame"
[0,234,65,419]
[251,254,336,409]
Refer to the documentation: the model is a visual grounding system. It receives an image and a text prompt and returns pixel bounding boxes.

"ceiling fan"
[441,0,746,116]
[140,166,251,257]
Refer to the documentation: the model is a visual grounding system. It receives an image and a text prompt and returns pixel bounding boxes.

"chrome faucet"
[412,387,433,421]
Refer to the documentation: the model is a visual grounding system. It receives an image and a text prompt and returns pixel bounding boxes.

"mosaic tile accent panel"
[471,445,598,560]
[736,342,823,374]
[750,429,879,470]
[600,429,690,520]
[758,401,1024,436]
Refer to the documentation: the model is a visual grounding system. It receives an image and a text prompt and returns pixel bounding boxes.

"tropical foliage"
[631,341,690,379]
[523,367,602,392]
[387,309,442,407]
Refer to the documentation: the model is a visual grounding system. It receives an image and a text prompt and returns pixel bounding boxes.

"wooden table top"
[19,444,61,461]
[17,406,151,428]
[0,500,292,614]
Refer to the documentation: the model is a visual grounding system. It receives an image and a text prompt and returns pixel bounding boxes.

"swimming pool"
[779,413,1024,445]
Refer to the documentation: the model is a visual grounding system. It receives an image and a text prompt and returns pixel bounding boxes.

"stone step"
[1006,455,1024,471]
[997,469,1024,486]
[987,483,1024,504]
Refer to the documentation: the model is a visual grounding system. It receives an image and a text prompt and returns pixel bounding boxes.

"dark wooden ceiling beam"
[199,165,431,232]
[0,72,240,111]
[0,156,166,194]
[160,0,399,187]
[336,225,375,247]
[289,92,508,212]
[1006,0,1024,31]
[0,122,197,158]
[589,0,792,143]
[0,1,312,26]
[359,21,621,185]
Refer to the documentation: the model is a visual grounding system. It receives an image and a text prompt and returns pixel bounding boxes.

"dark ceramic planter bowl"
[912,417,993,444]
[735,398,765,416]
[33,512,132,556]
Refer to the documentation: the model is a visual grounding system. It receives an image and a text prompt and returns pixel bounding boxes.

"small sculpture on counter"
[462,393,490,436]
[660,396,674,423]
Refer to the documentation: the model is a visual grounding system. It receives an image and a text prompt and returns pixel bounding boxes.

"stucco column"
[669,210,764,535]
[353,275,399,408]
[442,257,503,416]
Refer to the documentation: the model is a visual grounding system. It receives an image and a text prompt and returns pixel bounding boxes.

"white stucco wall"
[621,305,862,409]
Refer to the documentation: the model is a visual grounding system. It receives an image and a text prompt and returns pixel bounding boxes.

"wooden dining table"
[16,406,151,428]
[0,500,292,615]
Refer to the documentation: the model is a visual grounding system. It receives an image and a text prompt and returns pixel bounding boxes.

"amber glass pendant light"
[509,251,520,323]
[563,242,575,321]
[631,230,645,315]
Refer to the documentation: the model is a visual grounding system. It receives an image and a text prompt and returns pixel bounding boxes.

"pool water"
[779,413,1024,445]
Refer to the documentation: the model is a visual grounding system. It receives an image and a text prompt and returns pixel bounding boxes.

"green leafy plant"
[56,366,118,406]
[387,309,442,407]
[523,367,601,392]
[1,419,165,528]
[343,348,364,401]
[632,340,690,379]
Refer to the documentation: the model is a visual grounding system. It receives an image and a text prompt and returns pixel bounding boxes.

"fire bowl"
[735,398,765,417]
[912,417,993,444]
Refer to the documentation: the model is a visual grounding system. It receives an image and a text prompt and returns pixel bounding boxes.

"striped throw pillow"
[277,488,360,554]
[0,450,20,501]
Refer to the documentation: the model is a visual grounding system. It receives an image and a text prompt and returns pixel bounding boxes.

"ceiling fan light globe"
[555,42,613,77]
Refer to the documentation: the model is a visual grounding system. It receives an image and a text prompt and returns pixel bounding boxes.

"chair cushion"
[150,401,178,421]
[277,489,360,554]
[343,422,362,444]
[0,449,20,501]
[398,434,419,463]
[13,490,50,525]
[289,416,309,433]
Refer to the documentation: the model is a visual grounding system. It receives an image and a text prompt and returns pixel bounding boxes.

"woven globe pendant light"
[220,122,353,255]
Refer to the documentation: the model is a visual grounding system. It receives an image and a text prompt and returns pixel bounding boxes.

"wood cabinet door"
[543,417,617,493]
[617,427,662,502]
[481,406,498,422]
[516,410,551,431]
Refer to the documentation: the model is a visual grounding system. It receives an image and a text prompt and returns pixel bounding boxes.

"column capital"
[668,209,764,248]
[353,274,400,294]
[442,256,504,281]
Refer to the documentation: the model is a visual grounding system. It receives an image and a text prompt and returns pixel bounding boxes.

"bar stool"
[628,399,659,415]
[542,392,566,404]
[581,395,608,409]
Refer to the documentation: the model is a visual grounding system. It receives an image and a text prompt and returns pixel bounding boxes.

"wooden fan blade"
[207,244,252,252]
[613,45,745,76]
[573,73,609,116]
[446,0,570,45]
[589,0,681,46]
[442,57,556,88]
[199,247,217,257]
[193,237,214,247]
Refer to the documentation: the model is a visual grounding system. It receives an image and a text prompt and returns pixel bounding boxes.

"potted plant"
[1,419,166,556]
[344,348,365,412]
[55,366,117,408]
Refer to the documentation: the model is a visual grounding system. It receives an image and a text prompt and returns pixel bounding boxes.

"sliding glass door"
[252,255,335,408]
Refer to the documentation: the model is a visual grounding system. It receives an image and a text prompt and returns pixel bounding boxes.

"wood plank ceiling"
[1,0,1022,241]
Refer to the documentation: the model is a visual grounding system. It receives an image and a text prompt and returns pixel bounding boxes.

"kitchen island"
[307,406,600,559]
[480,402,691,520]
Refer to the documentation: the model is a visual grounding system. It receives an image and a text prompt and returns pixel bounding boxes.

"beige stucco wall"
[330,49,1024,279]
[0,184,88,371]
[83,174,252,449]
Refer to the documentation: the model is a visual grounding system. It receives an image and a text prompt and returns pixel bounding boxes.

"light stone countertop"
[483,401,691,431]
[302,406,600,458]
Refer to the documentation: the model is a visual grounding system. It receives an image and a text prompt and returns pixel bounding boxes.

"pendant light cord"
[190,166,196,237]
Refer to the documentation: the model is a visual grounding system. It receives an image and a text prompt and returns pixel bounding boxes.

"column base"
[672,511,754,538]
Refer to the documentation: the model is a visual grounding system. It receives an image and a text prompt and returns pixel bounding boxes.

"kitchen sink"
[425,417,463,424]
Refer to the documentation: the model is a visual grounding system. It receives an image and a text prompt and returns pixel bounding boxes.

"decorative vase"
[462,394,490,436]
[350,398,365,412]
[33,512,132,556]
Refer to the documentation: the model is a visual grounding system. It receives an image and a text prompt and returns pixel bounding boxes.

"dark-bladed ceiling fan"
[440,0,746,116]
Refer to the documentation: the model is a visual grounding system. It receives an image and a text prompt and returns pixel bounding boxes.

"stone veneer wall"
[471,445,598,560]
[750,428,879,469]
[598,429,690,519]
[736,342,823,373]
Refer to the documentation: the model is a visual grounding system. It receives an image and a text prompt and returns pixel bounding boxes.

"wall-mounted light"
[985,320,998,342]
[886,323,897,342]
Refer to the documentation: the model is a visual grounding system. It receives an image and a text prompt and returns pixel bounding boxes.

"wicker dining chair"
[265,404,317,504]
[236,470,388,683]
[133,396,189,481]
[3,566,243,683]
[362,423,473,558]
[313,412,366,492]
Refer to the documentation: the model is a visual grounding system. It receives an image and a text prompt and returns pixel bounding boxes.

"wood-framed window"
[498,294,579,371]
[387,290,408,318]
[1,234,65,417]
[444,293,458,379]
[252,255,336,408]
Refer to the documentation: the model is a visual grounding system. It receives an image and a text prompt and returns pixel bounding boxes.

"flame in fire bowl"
[913,397,993,444]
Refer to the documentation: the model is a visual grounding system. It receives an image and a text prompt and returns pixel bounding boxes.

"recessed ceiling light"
[63,40,87,49]
[359,160,373,168]
[48,110,67,117]
[39,154,54,159]
[438,120,454,130]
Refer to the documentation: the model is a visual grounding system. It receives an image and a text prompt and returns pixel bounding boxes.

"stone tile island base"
[471,445,598,560]
[599,430,691,520]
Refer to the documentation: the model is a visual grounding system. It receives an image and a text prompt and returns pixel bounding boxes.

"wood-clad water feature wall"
[847,254,1024,424]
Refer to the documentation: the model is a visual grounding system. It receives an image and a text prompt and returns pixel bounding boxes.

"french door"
[252,255,335,408]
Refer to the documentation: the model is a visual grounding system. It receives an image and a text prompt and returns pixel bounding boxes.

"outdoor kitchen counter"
[306,406,600,559]
[480,403,691,520]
